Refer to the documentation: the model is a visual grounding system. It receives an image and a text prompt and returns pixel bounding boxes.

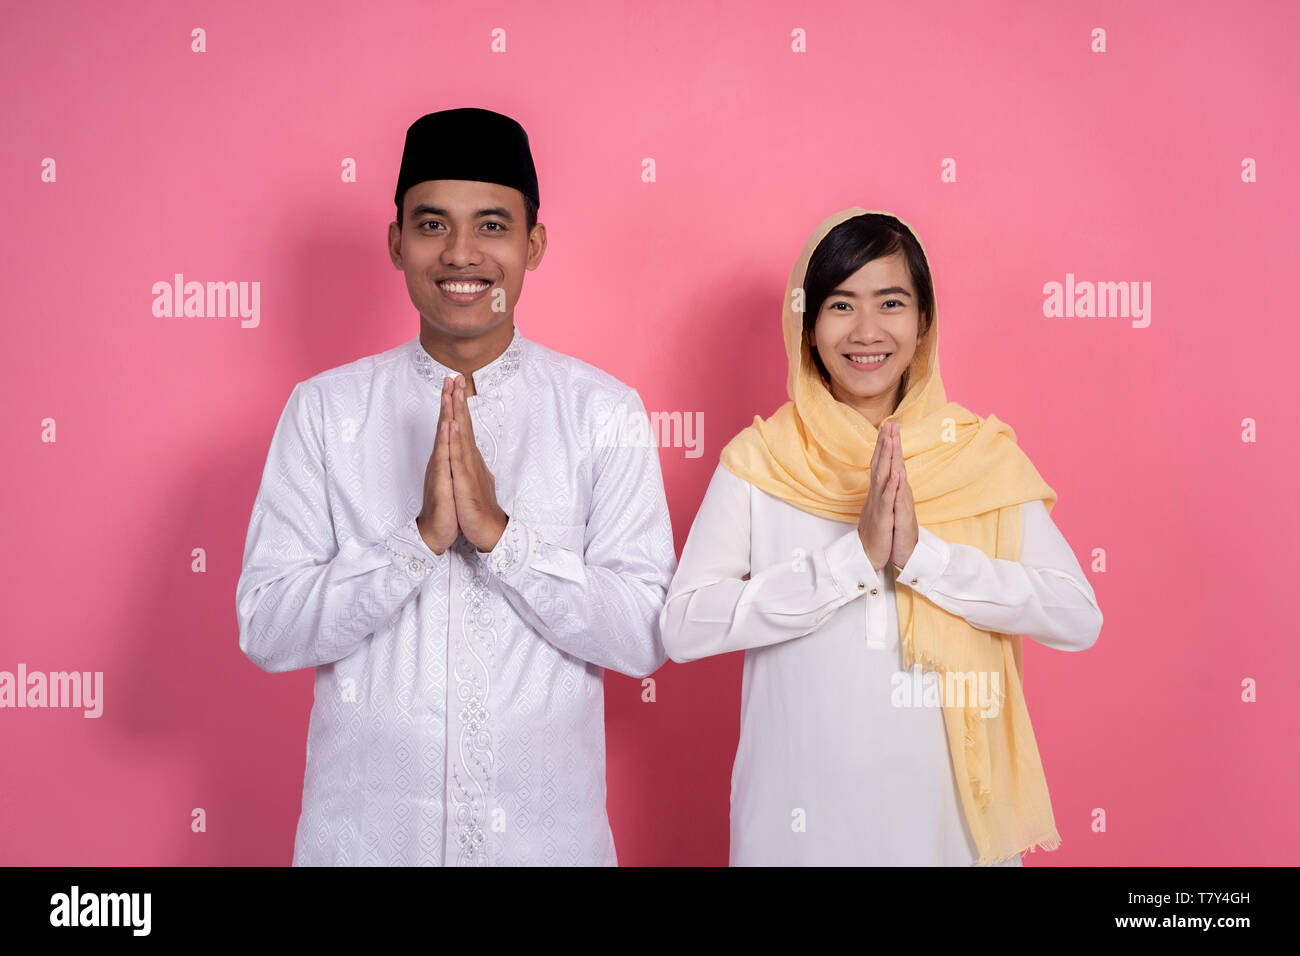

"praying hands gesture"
[415,375,510,555]
[857,421,919,573]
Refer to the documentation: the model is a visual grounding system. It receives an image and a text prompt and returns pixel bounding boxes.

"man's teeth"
[847,353,889,366]
[439,280,490,293]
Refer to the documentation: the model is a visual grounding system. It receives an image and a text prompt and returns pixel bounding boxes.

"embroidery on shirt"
[449,538,495,865]
[517,528,585,636]
[383,531,431,583]
[487,517,526,575]
[411,332,524,394]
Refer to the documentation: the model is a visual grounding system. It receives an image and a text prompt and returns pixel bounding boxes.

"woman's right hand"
[858,422,899,571]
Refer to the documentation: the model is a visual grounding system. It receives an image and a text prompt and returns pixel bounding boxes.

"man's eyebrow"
[827,286,913,298]
[410,204,515,223]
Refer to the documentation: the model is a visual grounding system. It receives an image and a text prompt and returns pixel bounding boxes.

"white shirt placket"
[443,391,504,866]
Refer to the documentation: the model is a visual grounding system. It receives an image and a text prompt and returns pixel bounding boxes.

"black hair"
[802,213,935,389]
[395,189,538,234]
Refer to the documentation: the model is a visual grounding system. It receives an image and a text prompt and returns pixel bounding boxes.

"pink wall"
[2,0,1296,865]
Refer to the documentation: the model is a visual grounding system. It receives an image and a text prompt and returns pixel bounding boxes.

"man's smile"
[436,276,494,304]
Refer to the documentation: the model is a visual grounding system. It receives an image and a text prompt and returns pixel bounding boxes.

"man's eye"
[420,221,442,231]
[483,222,505,232]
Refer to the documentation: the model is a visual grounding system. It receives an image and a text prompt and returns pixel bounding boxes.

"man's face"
[388,179,546,340]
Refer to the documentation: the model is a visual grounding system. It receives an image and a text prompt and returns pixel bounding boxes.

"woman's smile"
[843,351,891,371]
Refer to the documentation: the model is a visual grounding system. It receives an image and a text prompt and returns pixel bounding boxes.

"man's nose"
[440,227,479,265]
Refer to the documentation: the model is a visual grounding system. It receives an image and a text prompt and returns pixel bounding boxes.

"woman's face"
[810,251,921,429]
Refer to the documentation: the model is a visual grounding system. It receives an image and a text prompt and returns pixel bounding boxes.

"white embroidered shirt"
[236,327,676,865]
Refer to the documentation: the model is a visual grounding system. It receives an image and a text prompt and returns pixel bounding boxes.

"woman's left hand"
[887,421,918,570]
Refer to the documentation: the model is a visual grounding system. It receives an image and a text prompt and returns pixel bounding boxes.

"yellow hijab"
[720,207,1062,865]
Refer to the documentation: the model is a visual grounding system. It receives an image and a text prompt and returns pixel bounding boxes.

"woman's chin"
[828,377,901,404]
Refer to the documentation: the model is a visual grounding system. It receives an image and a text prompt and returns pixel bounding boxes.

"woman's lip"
[437,281,492,304]
[844,353,890,370]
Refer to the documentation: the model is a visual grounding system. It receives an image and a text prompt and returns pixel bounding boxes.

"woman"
[659,208,1103,866]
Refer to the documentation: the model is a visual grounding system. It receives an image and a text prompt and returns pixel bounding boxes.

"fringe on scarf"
[977,830,1063,867]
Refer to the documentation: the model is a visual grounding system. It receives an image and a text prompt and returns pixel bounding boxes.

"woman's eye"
[831,301,850,311]
[884,299,903,308]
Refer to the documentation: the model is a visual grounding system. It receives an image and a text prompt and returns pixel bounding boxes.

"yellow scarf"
[719,207,1062,865]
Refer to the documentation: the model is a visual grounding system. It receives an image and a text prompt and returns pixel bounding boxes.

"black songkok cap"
[393,107,540,211]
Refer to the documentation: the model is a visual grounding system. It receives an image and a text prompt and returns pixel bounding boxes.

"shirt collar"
[410,325,526,396]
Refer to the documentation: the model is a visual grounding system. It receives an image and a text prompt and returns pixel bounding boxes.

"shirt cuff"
[383,515,442,585]
[478,513,532,584]
[824,528,882,598]
[895,526,950,593]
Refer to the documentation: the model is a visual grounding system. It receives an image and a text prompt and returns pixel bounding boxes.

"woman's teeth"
[846,353,889,368]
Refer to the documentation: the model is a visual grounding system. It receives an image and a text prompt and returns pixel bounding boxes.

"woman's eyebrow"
[828,286,912,298]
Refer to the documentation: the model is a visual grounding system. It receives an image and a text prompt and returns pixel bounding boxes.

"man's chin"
[420,309,507,338]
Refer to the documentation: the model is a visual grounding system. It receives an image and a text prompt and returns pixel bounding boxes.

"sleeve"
[475,387,677,679]
[658,464,884,663]
[893,499,1102,651]
[235,382,449,673]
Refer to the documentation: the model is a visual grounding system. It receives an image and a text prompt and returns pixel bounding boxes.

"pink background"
[2,0,1297,865]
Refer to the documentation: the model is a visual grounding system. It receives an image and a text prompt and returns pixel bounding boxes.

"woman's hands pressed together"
[857,421,918,573]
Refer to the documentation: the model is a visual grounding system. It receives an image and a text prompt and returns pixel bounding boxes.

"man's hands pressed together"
[448,375,510,553]
[416,375,510,555]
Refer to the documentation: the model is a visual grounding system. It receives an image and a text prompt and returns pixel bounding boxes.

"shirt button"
[408,558,423,573]
[495,557,511,572]
[856,582,865,591]
[870,587,879,595]
[910,578,919,586]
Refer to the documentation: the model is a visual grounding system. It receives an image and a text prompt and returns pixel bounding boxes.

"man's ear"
[525,222,547,270]
[388,220,402,268]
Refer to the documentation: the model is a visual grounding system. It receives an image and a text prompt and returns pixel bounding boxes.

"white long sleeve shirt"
[236,327,677,866]
[659,463,1102,866]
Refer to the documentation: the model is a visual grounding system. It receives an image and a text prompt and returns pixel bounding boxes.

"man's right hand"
[416,377,460,554]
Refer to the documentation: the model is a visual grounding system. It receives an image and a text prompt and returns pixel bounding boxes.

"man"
[235,107,676,866]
